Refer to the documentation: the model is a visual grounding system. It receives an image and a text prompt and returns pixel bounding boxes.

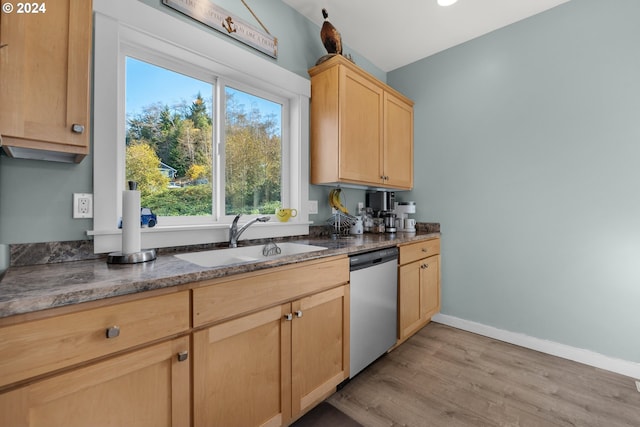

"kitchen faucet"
[229,214,270,248]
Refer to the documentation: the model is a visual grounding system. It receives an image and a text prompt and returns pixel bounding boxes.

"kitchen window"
[92,0,310,253]
[124,56,285,222]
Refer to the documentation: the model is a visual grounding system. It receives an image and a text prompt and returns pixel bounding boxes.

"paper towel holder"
[107,180,157,264]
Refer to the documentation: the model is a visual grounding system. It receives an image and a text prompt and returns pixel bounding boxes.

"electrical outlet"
[308,200,318,214]
[73,193,93,218]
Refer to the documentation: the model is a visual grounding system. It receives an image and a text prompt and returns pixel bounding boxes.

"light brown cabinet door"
[383,91,414,189]
[291,285,349,418]
[398,254,441,342]
[398,261,423,340]
[0,291,190,389]
[0,0,92,160]
[339,67,384,184]
[420,255,441,319]
[0,336,191,427]
[193,304,291,427]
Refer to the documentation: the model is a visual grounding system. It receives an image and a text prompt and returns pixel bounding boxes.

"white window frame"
[91,0,310,253]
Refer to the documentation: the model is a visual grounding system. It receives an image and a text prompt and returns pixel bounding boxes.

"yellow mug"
[276,208,298,222]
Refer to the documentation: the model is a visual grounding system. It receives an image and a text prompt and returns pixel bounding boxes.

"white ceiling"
[282,0,571,72]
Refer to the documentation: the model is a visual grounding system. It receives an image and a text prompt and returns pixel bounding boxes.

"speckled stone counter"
[0,228,440,319]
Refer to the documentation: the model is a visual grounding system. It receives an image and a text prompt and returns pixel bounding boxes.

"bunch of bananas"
[329,187,349,214]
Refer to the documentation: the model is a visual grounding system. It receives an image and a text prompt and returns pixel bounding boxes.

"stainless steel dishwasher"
[349,247,398,378]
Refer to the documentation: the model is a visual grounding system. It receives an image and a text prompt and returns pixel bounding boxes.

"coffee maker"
[365,191,395,216]
[366,191,396,233]
[394,201,416,232]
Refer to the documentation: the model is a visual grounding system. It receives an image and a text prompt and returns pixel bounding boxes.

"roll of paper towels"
[122,189,141,254]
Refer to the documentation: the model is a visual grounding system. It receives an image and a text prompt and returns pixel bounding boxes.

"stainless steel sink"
[174,242,328,267]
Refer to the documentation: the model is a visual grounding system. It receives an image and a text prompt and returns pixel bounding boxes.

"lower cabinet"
[397,238,441,343]
[291,286,349,419]
[193,285,349,427]
[0,336,191,427]
[0,253,364,427]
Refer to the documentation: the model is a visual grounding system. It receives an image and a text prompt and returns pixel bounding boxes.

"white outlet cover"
[73,193,93,218]
[308,200,318,215]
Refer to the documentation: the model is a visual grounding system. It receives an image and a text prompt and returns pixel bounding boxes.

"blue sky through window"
[125,57,282,133]
[126,57,213,116]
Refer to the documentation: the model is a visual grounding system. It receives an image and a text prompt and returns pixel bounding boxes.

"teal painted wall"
[0,0,381,269]
[389,0,640,362]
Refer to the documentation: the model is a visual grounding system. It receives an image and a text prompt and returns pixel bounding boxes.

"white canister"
[350,216,364,235]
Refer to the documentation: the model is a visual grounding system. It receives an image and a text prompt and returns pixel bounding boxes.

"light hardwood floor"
[328,323,640,426]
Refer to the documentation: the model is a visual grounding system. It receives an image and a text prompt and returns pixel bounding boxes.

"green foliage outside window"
[125,89,282,217]
[225,90,281,215]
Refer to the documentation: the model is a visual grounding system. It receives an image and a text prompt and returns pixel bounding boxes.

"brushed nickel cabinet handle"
[177,351,189,362]
[71,124,85,134]
[284,313,293,321]
[106,326,120,339]
[295,310,303,318]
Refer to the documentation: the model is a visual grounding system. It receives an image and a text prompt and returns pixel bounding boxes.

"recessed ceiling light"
[438,0,458,6]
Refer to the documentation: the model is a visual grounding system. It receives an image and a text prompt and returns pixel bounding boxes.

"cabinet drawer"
[0,291,190,389]
[193,256,349,327]
[399,238,440,265]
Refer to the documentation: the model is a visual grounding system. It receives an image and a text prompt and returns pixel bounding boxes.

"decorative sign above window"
[162,0,278,59]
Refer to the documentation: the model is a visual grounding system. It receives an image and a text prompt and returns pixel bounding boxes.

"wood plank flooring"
[328,323,640,426]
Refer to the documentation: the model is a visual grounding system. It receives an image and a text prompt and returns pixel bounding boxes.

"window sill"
[89,222,312,254]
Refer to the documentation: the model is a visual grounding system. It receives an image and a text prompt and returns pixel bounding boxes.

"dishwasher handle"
[349,247,398,272]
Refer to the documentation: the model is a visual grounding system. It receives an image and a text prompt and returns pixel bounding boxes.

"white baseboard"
[432,313,640,380]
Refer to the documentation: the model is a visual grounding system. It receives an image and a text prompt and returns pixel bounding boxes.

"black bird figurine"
[320,8,342,55]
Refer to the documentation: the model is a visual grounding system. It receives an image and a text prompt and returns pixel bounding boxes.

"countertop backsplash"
[9,240,105,267]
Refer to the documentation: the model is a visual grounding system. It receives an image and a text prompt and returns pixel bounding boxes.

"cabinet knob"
[105,326,120,339]
[284,313,293,321]
[421,263,429,269]
[421,248,429,253]
[177,351,189,362]
[295,310,303,318]
[71,124,85,134]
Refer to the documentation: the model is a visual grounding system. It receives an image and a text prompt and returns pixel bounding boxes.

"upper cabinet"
[0,0,92,163]
[309,55,414,190]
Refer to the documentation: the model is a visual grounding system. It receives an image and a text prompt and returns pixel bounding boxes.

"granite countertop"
[0,231,440,319]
